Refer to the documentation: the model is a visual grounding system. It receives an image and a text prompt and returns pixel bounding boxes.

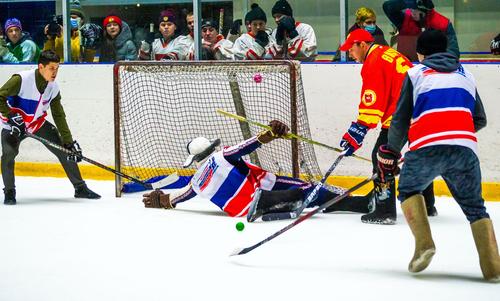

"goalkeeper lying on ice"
[142,120,371,222]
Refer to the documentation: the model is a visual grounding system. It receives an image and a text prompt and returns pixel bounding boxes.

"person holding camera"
[42,1,101,63]
[0,18,40,63]
[233,4,276,60]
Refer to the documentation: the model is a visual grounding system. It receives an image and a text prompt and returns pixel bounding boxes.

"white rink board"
[0,63,499,180]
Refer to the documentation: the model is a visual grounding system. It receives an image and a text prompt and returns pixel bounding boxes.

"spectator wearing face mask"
[42,0,101,63]
[383,0,459,61]
[0,18,40,63]
[333,7,388,61]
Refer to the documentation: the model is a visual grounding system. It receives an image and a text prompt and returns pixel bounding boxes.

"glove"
[230,19,242,35]
[7,112,26,138]
[416,0,434,11]
[64,140,82,163]
[255,30,269,48]
[142,189,174,209]
[491,34,500,55]
[0,39,9,57]
[80,23,102,49]
[376,145,401,183]
[279,16,299,39]
[140,40,151,53]
[257,120,289,144]
[275,24,285,45]
[340,122,368,156]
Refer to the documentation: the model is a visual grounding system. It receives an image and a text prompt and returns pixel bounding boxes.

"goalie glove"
[142,189,174,209]
[64,140,82,163]
[257,120,289,144]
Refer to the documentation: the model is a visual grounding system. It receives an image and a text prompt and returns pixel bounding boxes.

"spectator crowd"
[0,0,498,64]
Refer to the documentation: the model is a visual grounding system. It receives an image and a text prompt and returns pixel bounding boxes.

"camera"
[47,15,63,38]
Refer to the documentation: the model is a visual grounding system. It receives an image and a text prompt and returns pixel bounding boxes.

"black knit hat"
[272,0,293,17]
[416,29,447,55]
[201,19,218,31]
[245,3,267,24]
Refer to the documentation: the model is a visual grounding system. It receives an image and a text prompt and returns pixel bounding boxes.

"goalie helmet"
[183,137,221,168]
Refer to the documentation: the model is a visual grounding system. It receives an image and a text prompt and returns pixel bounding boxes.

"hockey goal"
[114,60,321,196]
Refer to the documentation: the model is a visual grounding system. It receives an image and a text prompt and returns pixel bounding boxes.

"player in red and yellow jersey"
[337,29,434,224]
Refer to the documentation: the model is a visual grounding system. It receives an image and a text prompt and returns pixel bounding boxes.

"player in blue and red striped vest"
[142,120,371,221]
[0,50,100,205]
[377,30,499,281]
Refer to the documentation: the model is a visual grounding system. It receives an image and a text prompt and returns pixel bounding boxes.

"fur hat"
[159,9,177,25]
[416,29,447,56]
[272,0,293,17]
[245,3,267,24]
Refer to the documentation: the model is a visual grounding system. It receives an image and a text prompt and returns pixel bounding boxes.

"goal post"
[113,60,320,197]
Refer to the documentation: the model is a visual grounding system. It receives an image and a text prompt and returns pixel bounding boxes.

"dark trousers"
[1,122,85,190]
[398,145,488,223]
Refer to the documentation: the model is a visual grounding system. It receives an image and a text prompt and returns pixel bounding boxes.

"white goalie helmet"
[183,137,221,168]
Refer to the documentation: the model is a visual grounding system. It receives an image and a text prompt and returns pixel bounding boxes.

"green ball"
[236,221,245,231]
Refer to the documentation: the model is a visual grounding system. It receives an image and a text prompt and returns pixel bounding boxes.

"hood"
[421,52,460,72]
[7,31,32,47]
[114,21,133,48]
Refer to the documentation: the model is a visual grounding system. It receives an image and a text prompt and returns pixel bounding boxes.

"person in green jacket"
[0,50,100,205]
[0,18,40,63]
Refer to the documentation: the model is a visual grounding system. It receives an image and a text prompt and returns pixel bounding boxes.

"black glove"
[64,140,82,163]
[279,16,299,39]
[7,112,26,138]
[255,30,269,48]
[416,0,434,11]
[145,31,156,44]
[376,145,401,183]
[80,23,102,50]
[275,24,285,45]
[230,19,242,35]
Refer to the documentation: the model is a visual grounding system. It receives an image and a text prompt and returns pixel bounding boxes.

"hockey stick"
[262,151,346,222]
[25,132,179,190]
[231,173,377,256]
[216,109,371,162]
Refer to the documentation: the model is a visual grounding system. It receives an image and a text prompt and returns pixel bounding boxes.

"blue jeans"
[398,145,489,223]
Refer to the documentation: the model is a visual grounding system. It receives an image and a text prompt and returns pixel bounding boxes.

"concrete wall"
[1,62,499,181]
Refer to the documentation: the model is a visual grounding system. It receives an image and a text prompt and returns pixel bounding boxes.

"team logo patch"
[163,16,169,22]
[362,89,377,106]
[197,157,218,191]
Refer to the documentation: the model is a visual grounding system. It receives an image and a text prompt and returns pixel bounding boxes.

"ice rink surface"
[0,177,499,301]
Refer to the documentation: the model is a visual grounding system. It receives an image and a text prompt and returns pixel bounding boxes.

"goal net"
[114,60,321,196]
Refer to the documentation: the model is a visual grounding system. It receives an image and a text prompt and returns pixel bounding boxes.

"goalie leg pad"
[247,188,303,222]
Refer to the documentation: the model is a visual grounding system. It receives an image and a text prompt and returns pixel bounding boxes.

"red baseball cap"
[339,29,375,51]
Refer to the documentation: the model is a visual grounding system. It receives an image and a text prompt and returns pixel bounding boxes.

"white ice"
[0,176,499,301]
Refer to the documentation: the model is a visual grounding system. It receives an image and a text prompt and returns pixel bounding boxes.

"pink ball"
[253,73,262,83]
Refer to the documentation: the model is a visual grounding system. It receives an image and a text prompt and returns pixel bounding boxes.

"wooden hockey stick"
[230,173,377,256]
[216,109,371,162]
[25,132,179,190]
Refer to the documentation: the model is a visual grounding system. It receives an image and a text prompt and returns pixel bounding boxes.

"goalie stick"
[25,133,179,190]
[261,151,346,222]
[216,109,371,162]
[230,173,377,256]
